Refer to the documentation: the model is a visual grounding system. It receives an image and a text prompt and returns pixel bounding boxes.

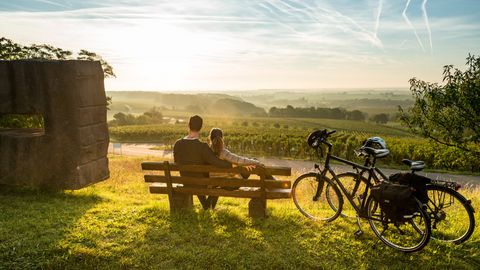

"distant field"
[106,90,479,172]
[109,116,480,172]
[110,116,413,138]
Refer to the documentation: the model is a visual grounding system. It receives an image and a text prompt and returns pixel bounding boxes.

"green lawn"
[1,156,479,269]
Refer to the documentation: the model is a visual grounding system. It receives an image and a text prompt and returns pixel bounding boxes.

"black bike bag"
[389,173,431,204]
[370,181,418,222]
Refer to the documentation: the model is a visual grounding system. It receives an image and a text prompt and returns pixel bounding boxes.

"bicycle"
[292,129,431,252]
[335,152,475,244]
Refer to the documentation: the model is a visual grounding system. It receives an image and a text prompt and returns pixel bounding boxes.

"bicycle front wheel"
[426,184,475,244]
[292,173,343,221]
[333,172,369,218]
[366,195,431,253]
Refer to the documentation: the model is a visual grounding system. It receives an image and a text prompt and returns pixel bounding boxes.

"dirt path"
[109,143,480,188]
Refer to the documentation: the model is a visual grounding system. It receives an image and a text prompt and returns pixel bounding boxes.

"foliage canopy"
[400,54,480,155]
[0,37,115,78]
[109,107,163,126]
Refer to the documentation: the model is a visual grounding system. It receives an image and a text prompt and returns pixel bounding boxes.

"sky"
[1,0,479,91]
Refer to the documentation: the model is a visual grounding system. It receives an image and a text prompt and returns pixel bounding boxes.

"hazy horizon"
[1,0,479,91]
[106,87,411,93]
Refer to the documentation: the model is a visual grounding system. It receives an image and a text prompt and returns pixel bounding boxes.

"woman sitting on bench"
[209,128,262,167]
[209,128,277,181]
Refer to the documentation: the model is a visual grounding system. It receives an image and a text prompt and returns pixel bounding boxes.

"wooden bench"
[141,161,292,218]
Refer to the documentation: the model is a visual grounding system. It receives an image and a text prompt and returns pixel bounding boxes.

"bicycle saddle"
[402,159,425,171]
[361,147,390,158]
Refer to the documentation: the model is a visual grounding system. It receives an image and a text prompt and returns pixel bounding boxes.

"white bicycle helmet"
[362,137,387,150]
[358,137,389,158]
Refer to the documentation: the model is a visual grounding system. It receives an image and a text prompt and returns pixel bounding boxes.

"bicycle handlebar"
[319,129,336,142]
[327,130,336,136]
[307,129,336,152]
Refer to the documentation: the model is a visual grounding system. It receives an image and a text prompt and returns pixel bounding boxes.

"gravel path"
[109,143,480,188]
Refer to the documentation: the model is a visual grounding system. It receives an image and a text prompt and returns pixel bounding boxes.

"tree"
[346,110,366,121]
[371,113,389,124]
[77,49,115,78]
[399,54,480,155]
[109,107,164,126]
[112,112,130,126]
[143,107,163,124]
[0,37,115,78]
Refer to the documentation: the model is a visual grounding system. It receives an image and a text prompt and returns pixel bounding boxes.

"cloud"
[374,0,383,38]
[421,0,432,53]
[1,0,479,90]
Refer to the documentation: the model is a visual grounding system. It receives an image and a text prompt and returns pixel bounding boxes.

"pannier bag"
[370,181,418,222]
[389,173,431,204]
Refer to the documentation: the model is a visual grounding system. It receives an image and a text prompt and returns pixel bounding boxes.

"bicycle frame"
[314,141,383,217]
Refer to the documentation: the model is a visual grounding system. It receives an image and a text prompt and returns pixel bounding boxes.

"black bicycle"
[334,151,475,244]
[292,130,431,252]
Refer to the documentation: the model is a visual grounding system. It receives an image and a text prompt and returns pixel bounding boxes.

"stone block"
[78,123,109,146]
[0,63,12,113]
[77,106,108,127]
[80,141,109,164]
[0,60,110,189]
[75,157,109,189]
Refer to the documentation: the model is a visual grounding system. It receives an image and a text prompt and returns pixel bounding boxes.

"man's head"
[189,115,203,132]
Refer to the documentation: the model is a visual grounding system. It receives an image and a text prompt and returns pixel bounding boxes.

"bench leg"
[249,198,266,218]
[170,194,193,212]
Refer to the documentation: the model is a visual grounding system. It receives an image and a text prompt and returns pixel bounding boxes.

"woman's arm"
[219,149,262,166]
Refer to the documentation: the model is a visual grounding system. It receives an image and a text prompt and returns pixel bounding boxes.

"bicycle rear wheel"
[426,184,475,244]
[366,195,431,253]
[292,172,343,221]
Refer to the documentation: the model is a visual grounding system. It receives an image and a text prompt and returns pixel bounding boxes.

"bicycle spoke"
[367,196,431,252]
[292,173,343,222]
[427,185,475,243]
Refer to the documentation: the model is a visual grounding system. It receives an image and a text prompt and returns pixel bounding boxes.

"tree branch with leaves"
[399,54,480,156]
[0,37,115,78]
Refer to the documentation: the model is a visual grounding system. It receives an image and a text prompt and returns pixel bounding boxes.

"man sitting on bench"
[173,115,231,210]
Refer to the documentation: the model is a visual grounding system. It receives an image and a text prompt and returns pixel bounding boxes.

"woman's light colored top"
[219,149,262,166]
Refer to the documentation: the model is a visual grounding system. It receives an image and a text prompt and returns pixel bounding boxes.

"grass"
[1,156,479,269]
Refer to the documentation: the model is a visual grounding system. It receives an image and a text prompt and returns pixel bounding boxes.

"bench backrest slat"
[141,162,291,176]
[144,175,291,189]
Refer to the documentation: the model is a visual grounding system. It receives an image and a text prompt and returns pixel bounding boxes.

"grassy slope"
[1,156,479,269]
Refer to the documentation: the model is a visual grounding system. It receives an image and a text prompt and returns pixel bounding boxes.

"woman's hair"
[209,128,224,156]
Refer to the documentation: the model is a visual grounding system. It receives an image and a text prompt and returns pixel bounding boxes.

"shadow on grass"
[2,182,477,269]
[132,205,315,269]
[135,204,480,269]
[0,186,102,269]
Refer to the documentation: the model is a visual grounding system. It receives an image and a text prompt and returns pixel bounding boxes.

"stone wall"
[0,60,109,189]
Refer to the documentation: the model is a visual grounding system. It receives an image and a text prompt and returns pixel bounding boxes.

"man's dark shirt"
[173,137,231,177]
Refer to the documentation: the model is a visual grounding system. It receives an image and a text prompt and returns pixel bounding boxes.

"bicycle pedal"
[354,230,364,237]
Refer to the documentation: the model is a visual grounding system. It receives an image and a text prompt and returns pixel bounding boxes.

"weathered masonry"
[0,60,109,189]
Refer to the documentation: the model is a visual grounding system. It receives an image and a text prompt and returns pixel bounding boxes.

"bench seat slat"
[149,185,291,199]
[142,162,291,176]
[144,175,291,189]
